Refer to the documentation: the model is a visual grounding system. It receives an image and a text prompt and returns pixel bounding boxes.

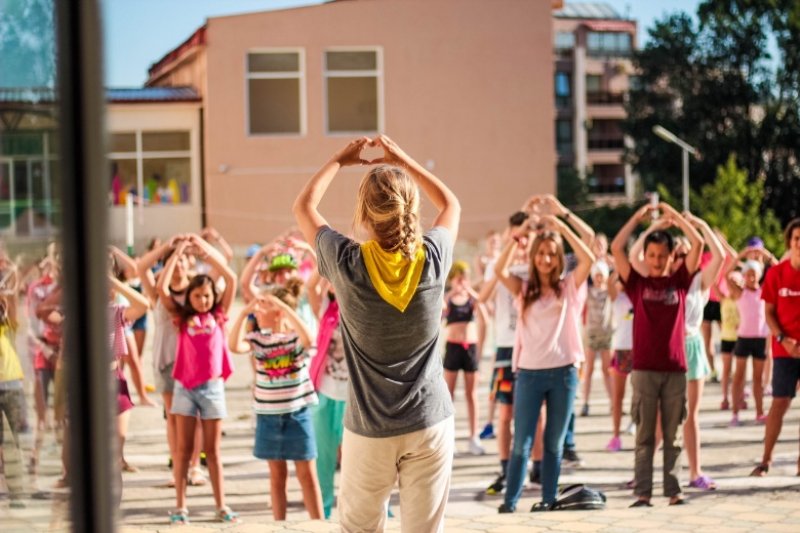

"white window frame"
[109,129,193,206]
[245,47,307,137]
[323,46,384,136]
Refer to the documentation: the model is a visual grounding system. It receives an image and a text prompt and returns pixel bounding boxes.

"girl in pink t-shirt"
[494,210,595,513]
[158,235,238,525]
[727,258,770,426]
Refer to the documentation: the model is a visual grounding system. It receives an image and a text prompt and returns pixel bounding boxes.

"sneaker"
[479,423,496,440]
[580,404,589,417]
[498,503,515,513]
[562,448,583,467]
[729,415,741,427]
[625,421,636,435]
[468,437,486,456]
[755,414,768,424]
[486,474,506,495]
[605,436,622,452]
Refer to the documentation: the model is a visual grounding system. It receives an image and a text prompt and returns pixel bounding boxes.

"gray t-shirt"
[316,225,454,438]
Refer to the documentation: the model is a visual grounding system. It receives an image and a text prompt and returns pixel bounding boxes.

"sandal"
[215,505,239,523]
[629,499,652,508]
[688,475,716,490]
[187,466,207,486]
[750,463,769,477]
[169,508,189,525]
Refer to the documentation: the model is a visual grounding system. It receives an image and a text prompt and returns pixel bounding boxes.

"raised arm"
[544,195,595,246]
[267,294,313,349]
[110,245,138,280]
[305,269,327,318]
[190,234,237,314]
[611,205,651,283]
[660,203,703,274]
[157,240,188,315]
[685,213,724,291]
[543,214,596,287]
[109,275,149,323]
[240,243,274,304]
[201,227,233,264]
[228,298,259,354]
[372,135,461,241]
[293,137,372,245]
[494,238,524,297]
[138,237,177,304]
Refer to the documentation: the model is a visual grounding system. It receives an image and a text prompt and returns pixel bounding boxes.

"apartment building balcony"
[586,91,624,105]
[587,138,624,150]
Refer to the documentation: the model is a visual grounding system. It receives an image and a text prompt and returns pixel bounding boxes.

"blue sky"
[102,0,702,87]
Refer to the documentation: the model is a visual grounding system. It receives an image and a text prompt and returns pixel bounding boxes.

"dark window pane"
[110,132,136,152]
[247,52,299,73]
[326,51,377,71]
[327,77,378,132]
[142,131,190,152]
[248,78,301,134]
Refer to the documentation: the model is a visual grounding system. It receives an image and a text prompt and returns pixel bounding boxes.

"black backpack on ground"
[551,484,607,511]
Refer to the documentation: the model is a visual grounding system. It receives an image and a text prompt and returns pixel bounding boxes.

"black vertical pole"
[55,1,116,532]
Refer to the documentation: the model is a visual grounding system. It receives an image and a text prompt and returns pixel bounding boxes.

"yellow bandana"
[360,241,426,312]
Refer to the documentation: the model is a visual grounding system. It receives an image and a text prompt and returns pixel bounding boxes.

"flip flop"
[688,475,716,490]
[630,500,652,508]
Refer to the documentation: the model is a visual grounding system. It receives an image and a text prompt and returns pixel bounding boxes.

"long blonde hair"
[354,165,422,260]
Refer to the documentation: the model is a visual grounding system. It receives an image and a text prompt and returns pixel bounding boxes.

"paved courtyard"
[2,303,799,531]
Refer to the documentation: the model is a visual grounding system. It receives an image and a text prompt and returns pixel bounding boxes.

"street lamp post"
[652,125,698,212]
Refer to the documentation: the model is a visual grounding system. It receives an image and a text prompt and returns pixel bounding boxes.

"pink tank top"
[172,310,234,389]
[736,287,768,338]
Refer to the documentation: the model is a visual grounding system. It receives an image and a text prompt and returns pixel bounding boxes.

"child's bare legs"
[582,350,597,411]
[268,460,288,520]
[752,358,765,417]
[295,459,323,519]
[173,414,196,510]
[683,379,709,482]
[611,370,627,438]
[464,371,479,439]
[720,352,733,406]
[732,356,747,417]
[201,418,225,510]
[444,370,457,400]
[118,410,131,469]
[701,320,716,376]
[600,349,613,401]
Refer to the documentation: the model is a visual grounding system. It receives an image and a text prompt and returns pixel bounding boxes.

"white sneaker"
[468,437,485,456]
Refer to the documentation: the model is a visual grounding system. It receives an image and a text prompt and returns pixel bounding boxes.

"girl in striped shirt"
[229,281,323,520]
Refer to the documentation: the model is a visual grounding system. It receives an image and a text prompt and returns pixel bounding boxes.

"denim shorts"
[170,379,227,420]
[253,407,317,461]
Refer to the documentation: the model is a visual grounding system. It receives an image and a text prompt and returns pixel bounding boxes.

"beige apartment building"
[553,2,637,200]
[145,0,559,245]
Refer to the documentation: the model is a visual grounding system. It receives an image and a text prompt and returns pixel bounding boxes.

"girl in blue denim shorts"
[229,279,323,520]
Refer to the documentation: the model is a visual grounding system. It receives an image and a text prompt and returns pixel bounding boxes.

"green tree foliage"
[694,154,783,252]
[557,166,589,208]
[624,0,800,226]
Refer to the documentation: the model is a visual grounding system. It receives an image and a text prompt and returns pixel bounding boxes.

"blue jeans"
[504,365,578,508]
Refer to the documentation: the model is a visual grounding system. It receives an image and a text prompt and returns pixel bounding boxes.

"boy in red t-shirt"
[751,218,800,477]
[611,203,703,507]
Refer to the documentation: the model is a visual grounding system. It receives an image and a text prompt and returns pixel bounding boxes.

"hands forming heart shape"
[334,134,407,167]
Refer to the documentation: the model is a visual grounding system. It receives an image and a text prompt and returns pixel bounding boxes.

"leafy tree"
[624,0,800,226]
[557,166,590,208]
[694,154,783,253]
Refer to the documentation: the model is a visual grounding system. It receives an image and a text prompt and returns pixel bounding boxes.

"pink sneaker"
[606,436,622,452]
[756,414,768,424]
[729,415,741,427]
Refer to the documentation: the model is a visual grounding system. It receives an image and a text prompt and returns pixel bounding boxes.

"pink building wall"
[156,0,556,244]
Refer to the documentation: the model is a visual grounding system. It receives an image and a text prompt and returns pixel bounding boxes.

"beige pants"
[339,416,454,533]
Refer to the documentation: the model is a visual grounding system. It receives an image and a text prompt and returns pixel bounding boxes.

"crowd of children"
[1,138,800,528]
